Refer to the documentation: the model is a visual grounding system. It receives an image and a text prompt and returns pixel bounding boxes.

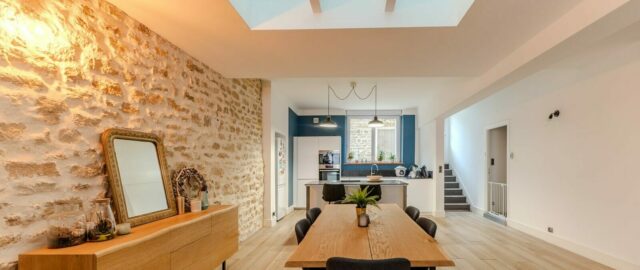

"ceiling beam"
[310,0,322,13]
[385,0,396,12]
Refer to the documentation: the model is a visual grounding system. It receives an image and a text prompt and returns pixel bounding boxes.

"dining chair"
[359,185,382,201]
[326,257,410,270]
[416,217,438,238]
[404,206,420,222]
[295,218,312,244]
[306,207,322,224]
[322,184,346,204]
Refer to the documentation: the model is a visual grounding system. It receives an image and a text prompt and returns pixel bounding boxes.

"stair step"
[445,176,456,182]
[445,188,463,196]
[444,169,453,176]
[445,203,471,211]
[445,182,459,189]
[444,164,450,170]
[445,195,467,203]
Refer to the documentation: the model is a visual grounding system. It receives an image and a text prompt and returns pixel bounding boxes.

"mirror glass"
[113,139,169,217]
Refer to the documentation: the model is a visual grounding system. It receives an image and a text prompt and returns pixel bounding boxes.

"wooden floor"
[222,210,612,270]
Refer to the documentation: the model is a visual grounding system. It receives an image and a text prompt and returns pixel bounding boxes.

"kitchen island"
[305,178,408,209]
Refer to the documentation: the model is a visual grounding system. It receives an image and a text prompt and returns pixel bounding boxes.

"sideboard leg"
[222,260,226,270]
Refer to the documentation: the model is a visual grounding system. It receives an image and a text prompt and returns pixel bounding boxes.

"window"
[347,116,401,163]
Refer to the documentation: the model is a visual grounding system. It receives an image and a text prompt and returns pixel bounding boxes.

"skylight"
[229,0,475,30]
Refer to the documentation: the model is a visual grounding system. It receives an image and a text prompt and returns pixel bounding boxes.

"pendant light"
[319,86,337,128]
[368,85,384,128]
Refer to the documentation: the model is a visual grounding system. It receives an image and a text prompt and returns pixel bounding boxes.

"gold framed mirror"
[101,128,177,226]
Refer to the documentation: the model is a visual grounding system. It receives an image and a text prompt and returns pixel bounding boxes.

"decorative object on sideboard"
[201,185,210,210]
[46,203,86,249]
[172,167,207,212]
[343,186,380,218]
[101,128,177,227]
[176,196,185,214]
[116,223,131,235]
[87,198,117,242]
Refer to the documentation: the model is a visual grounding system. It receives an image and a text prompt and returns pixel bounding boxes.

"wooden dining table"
[285,204,455,268]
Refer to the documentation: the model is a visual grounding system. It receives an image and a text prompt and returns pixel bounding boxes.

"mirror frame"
[101,128,177,227]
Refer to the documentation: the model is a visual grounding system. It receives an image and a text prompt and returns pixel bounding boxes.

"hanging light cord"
[328,84,377,101]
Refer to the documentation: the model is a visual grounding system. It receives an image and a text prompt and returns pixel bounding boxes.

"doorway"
[487,125,508,219]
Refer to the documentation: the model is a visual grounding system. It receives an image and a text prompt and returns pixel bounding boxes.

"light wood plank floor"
[223,211,612,270]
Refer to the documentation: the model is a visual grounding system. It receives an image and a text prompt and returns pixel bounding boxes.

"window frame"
[346,115,402,164]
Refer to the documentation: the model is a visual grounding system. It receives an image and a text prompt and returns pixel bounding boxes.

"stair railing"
[488,181,507,217]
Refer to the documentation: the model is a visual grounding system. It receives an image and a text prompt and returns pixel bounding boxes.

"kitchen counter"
[305,179,408,186]
[305,178,409,209]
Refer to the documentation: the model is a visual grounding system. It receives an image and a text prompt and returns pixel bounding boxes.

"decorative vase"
[358,213,370,227]
[87,198,116,242]
[356,206,366,218]
[46,203,86,248]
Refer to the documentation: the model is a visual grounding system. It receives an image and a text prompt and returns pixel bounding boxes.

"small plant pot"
[356,207,366,218]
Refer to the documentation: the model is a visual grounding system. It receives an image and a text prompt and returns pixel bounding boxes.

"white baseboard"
[508,219,639,270]
[432,210,446,217]
[263,217,276,228]
[469,204,485,216]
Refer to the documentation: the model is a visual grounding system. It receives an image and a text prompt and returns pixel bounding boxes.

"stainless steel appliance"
[319,169,340,181]
[319,150,340,180]
[319,150,341,169]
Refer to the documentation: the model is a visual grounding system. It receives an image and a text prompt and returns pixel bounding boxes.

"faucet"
[371,164,379,176]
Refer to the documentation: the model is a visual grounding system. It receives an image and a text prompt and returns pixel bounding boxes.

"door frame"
[483,121,510,220]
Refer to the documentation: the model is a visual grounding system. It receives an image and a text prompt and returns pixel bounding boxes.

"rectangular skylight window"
[229,0,474,30]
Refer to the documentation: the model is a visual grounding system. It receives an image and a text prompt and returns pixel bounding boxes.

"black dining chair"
[404,206,420,222]
[327,257,411,270]
[306,207,322,224]
[295,218,312,244]
[416,217,438,238]
[322,184,346,204]
[359,185,382,201]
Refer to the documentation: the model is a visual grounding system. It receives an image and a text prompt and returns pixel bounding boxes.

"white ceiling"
[229,0,474,30]
[108,0,581,78]
[273,78,466,112]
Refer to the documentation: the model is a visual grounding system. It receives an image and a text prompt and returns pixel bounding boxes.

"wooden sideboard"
[19,205,239,270]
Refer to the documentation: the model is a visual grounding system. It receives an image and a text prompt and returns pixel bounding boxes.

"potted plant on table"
[343,186,380,218]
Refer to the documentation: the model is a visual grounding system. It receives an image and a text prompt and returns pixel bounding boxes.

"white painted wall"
[263,81,299,226]
[448,39,640,268]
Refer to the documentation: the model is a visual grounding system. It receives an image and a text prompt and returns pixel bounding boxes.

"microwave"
[319,169,340,181]
[319,150,341,169]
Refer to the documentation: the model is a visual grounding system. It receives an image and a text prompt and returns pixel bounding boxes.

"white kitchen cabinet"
[293,136,341,208]
[406,179,435,213]
[295,137,319,180]
[317,136,341,151]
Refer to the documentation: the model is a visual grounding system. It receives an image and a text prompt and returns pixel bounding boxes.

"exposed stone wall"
[0,0,264,268]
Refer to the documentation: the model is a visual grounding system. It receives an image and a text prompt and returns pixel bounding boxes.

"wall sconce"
[548,110,560,120]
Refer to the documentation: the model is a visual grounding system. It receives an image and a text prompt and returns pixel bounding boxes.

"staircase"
[444,164,471,211]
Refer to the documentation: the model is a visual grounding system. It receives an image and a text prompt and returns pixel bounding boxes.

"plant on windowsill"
[388,153,396,162]
[343,186,380,218]
[377,151,385,162]
[347,151,354,162]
